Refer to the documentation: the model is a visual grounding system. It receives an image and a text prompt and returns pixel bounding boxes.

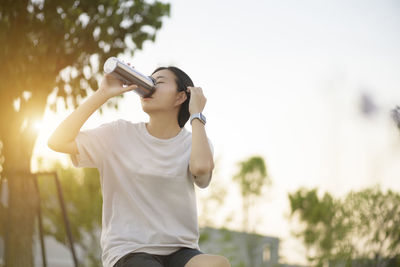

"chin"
[141,104,157,115]
[141,105,150,114]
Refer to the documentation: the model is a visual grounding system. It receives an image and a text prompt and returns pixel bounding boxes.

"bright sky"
[33,0,400,265]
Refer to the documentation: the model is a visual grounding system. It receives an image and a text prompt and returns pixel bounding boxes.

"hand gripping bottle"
[103,57,155,97]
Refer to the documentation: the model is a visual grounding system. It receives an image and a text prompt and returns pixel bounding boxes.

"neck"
[146,112,182,139]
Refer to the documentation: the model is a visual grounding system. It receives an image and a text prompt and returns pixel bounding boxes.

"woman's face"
[140,69,186,114]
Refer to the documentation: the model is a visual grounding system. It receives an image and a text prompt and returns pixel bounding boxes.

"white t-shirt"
[71,120,212,267]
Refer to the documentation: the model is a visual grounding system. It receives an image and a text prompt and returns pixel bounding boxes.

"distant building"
[199,227,307,267]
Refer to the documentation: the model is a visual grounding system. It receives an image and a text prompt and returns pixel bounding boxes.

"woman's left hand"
[187,86,207,115]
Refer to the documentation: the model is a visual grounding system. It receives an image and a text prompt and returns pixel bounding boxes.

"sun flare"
[33,120,42,132]
[32,119,55,136]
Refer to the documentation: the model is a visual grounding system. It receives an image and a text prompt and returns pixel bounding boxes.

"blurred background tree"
[233,155,271,267]
[233,155,270,232]
[37,164,102,266]
[0,0,170,265]
[289,187,400,267]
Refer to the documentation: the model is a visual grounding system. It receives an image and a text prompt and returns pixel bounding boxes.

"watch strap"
[190,113,206,125]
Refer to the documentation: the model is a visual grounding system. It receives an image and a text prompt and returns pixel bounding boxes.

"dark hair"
[152,66,193,128]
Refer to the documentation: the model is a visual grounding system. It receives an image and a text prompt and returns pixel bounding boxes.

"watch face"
[200,113,206,123]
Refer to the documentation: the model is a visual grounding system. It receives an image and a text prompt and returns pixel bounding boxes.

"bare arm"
[47,74,137,154]
[190,119,214,188]
[187,86,214,188]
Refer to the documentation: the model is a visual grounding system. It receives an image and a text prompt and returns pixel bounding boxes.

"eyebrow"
[155,75,167,81]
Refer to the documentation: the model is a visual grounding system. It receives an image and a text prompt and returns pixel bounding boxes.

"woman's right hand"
[98,73,138,99]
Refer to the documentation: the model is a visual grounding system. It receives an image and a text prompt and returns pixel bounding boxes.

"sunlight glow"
[33,120,43,132]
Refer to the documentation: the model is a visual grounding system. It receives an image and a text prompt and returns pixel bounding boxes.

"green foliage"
[289,187,400,267]
[233,156,269,198]
[37,163,103,266]
[0,0,170,165]
[0,0,170,110]
[199,231,210,243]
[233,156,270,232]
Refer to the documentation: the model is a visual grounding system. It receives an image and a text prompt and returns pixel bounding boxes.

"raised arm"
[48,74,137,154]
[187,86,215,188]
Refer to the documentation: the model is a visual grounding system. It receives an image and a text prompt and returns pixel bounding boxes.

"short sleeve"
[71,121,118,168]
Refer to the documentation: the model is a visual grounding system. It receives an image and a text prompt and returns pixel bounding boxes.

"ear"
[174,91,187,106]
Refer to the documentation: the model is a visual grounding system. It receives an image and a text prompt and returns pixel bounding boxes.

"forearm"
[190,119,214,180]
[48,90,108,151]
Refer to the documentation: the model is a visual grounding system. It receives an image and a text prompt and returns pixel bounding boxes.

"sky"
[33,0,400,265]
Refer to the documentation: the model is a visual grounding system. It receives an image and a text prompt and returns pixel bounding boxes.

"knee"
[185,254,231,267]
[214,255,231,267]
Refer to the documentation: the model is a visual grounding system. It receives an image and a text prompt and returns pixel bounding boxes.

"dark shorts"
[113,247,203,267]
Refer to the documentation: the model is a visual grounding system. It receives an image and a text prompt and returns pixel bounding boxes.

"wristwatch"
[190,113,207,125]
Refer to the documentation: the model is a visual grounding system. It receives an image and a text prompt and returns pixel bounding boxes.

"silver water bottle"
[103,57,156,97]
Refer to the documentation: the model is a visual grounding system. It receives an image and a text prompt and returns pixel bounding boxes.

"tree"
[0,0,170,265]
[38,163,102,266]
[289,187,400,267]
[233,156,270,267]
[233,155,270,232]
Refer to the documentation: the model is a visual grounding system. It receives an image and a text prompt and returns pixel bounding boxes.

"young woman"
[48,65,230,267]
